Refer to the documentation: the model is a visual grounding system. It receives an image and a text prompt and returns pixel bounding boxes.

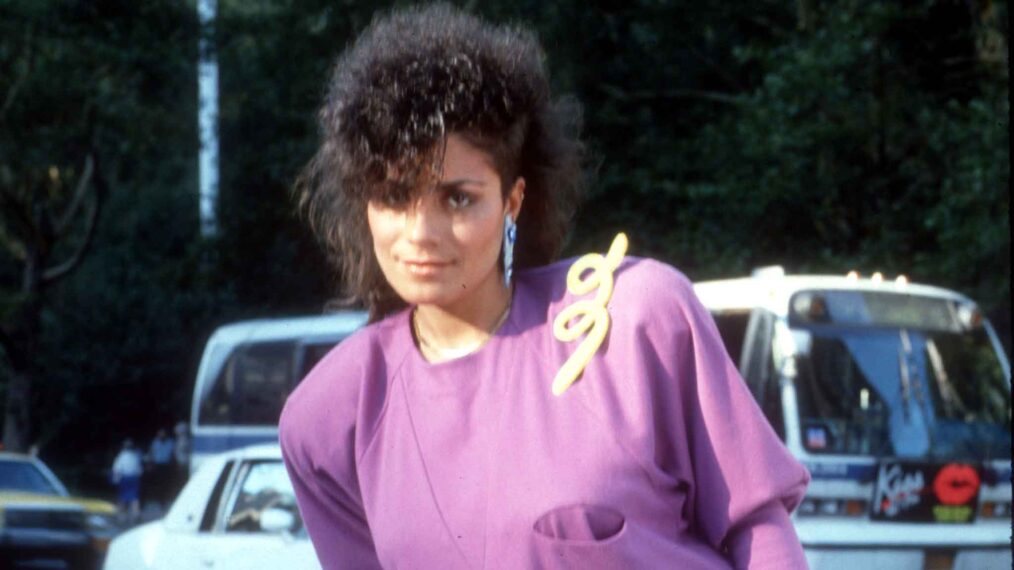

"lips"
[403,259,451,277]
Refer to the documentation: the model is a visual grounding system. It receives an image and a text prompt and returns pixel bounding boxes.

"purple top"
[280,258,810,569]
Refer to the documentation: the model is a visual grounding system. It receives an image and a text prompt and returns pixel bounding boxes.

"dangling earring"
[503,213,517,287]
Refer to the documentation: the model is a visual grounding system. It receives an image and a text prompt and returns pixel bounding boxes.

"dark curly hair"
[296,3,585,321]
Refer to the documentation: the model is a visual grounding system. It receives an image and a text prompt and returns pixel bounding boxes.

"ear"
[506,177,525,221]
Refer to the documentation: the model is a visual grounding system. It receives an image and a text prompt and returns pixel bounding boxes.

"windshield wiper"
[926,338,969,418]
[898,341,912,423]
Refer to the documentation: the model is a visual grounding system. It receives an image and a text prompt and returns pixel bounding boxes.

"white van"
[694,267,1011,570]
[189,312,368,471]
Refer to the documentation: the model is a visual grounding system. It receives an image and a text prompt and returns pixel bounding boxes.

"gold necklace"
[413,296,512,361]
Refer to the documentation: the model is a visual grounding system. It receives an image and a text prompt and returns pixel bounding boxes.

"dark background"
[0,0,1009,499]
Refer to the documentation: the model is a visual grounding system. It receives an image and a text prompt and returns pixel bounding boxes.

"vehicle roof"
[206,311,369,346]
[694,274,973,317]
[211,443,282,461]
[0,452,36,462]
[0,452,70,497]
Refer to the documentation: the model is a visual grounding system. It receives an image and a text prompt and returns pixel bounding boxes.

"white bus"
[189,312,368,471]
[694,267,1011,570]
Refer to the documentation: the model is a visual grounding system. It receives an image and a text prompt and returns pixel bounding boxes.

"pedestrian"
[280,5,810,568]
[146,428,174,508]
[111,439,143,526]
[172,421,191,495]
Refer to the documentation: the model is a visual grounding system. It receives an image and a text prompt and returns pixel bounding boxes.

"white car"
[103,444,319,570]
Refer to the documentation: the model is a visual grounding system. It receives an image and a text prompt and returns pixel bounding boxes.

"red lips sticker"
[933,463,980,506]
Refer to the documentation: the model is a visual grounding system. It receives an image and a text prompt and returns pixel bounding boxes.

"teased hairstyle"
[296,3,584,320]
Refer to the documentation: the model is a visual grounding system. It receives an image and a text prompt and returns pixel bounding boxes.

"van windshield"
[199,340,338,427]
[794,325,1011,460]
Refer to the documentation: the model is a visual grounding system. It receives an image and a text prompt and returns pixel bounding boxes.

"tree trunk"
[3,238,42,452]
[3,368,32,452]
[796,0,813,31]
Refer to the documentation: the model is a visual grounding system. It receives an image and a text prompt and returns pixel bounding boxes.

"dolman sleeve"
[640,264,810,569]
[279,353,383,570]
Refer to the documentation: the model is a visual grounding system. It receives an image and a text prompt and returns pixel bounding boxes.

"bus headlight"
[981,501,1011,518]
[797,498,867,517]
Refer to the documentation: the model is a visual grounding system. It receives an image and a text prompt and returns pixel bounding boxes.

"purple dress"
[280,258,810,569]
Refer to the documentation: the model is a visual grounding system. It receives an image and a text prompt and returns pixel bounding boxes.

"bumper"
[1,529,95,569]
[805,547,1012,570]
[0,545,95,570]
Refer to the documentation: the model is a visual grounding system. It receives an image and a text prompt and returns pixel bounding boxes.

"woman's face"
[367,133,524,310]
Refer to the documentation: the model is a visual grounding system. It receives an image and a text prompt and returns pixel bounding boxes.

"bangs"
[355,141,448,207]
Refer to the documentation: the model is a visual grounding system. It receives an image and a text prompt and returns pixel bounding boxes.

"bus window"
[711,311,750,369]
[712,309,784,438]
[794,333,891,456]
[199,341,295,426]
[742,310,784,439]
[793,326,1010,460]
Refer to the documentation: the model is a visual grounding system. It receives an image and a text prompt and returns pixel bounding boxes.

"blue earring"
[503,214,517,287]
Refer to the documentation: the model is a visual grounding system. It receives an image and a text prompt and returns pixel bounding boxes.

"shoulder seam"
[356,336,413,464]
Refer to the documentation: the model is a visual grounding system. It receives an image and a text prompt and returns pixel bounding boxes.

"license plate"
[870,461,980,523]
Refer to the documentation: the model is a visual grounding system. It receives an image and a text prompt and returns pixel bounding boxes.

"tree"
[1,9,108,451]
[0,0,197,453]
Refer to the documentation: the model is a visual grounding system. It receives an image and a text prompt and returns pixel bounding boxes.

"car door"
[195,459,319,570]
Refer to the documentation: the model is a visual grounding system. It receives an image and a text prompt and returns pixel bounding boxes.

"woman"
[281,5,809,568]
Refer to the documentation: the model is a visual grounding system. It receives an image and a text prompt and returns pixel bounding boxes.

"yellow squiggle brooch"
[551,232,628,396]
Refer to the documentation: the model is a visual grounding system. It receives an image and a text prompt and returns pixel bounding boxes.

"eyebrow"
[438,178,487,189]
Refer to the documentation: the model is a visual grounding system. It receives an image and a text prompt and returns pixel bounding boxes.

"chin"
[393,282,461,307]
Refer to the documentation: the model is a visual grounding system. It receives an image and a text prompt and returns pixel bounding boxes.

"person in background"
[146,428,174,508]
[111,438,143,525]
[172,421,191,495]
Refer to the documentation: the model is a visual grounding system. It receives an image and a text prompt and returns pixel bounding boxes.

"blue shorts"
[117,475,140,503]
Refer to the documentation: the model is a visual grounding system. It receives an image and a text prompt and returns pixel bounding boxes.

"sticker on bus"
[871,461,981,523]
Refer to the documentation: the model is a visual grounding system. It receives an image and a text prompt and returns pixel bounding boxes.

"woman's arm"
[675,277,809,569]
[634,262,810,569]
[280,378,383,569]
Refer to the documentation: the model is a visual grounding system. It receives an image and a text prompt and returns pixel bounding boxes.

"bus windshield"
[794,324,1010,461]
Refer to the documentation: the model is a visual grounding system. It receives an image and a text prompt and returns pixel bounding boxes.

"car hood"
[0,491,116,514]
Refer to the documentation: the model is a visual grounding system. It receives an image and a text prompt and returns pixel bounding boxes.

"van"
[189,312,368,471]
[694,267,1011,570]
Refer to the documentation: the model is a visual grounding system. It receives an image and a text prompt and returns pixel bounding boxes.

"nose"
[405,194,443,243]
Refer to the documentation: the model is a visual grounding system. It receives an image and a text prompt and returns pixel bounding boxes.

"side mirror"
[259,508,295,533]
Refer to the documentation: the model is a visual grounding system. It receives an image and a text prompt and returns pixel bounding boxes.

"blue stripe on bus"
[805,462,1012,483]
[804,462,876,481]
[193,433,278,454]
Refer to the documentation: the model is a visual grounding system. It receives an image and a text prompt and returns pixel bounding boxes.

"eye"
[446,190,473,209]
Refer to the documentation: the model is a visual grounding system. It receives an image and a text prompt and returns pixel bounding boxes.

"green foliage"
[550,0,1008,330]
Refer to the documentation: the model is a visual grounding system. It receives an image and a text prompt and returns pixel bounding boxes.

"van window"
[199,341,294,426]
[298,342,338,382]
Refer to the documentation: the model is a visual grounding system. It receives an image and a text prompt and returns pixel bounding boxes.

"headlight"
[87,512,118,533]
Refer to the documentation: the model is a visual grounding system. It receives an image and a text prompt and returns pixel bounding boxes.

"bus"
[694,267,1011,570]
[189,312,368,471]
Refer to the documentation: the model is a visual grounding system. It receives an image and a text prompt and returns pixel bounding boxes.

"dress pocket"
[532,504,630,569]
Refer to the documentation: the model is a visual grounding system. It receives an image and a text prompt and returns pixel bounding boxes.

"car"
[103,444,319,570]
[0,452,120,570]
